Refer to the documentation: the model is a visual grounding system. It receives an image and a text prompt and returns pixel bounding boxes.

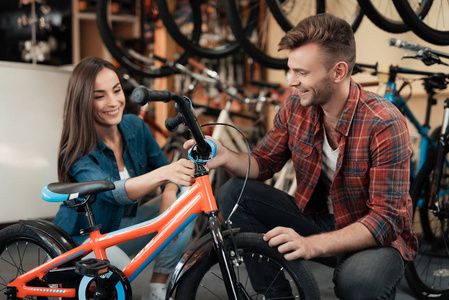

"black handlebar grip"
[165,114,184,132]
[132,86,176,105]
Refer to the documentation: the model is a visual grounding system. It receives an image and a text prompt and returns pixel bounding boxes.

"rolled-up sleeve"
[69,156,135,206]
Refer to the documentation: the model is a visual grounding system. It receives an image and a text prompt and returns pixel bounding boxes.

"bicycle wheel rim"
[156,0,240,59]
[269,0,364,33]
[393,0,449,46]
[0,237,63,299]
[175,232,320,299]
[96,0,188,77]
[224,0,289,70]
[357,0,409,33]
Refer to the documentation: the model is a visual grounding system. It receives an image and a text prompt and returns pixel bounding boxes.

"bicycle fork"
[207,211,250,300]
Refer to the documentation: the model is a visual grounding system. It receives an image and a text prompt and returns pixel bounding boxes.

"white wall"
[0,62,71,223]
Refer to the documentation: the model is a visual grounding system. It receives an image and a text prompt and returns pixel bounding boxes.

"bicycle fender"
[167,228,239,298]
[19,219,78,252]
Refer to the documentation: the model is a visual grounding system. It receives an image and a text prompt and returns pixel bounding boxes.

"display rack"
[71,0,140,64]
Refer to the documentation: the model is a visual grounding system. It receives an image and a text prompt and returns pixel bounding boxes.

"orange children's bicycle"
[0,87,319,300]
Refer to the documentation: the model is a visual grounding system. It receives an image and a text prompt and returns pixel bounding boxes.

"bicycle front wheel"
[175,232,320,299]
[393,0,449,45]
[0,223,75,299]
[406,136,449,299]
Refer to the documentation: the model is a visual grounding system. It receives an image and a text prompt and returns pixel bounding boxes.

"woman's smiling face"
[92,67,125,129]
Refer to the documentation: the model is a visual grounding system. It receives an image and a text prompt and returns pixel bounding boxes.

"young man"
[196,14,417,299]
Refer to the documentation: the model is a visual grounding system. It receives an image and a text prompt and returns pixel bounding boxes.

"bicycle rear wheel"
[175,232,320,299]
[156,0,240,59]
[393,0,449,45]
[0,223,75,300]
[97,0,191,77]
[406,133,449,299]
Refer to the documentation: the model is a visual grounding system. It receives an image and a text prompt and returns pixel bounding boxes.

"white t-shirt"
[320,126,339,214]
[119,166,130,180]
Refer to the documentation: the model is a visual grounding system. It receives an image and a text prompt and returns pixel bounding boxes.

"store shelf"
[72,0,140,64]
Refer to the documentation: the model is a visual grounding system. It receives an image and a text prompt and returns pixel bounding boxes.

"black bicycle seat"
[42,180,115,202]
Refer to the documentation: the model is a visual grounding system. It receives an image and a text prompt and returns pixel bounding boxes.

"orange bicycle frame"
[7,175,216,299]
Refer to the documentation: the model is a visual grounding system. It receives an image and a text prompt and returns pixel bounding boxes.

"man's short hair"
[278,13,356,73]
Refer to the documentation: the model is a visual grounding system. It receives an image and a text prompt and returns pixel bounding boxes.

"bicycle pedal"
[75,258,110,277]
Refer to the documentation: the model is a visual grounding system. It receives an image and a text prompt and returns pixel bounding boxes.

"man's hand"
[183,136,228,169]
[263,227,316,261]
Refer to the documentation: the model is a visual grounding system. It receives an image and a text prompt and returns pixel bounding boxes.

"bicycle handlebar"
[389,38,449,66]
[132,86,211,156]
[390,38,427,53]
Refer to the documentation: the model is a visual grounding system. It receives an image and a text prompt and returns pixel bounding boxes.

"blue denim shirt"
[53,114,169,239]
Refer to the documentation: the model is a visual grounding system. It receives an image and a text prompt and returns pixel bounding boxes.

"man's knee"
[333,247,403,300]
[334,272,397,300]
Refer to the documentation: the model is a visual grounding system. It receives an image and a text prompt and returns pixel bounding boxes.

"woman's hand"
[163,158,195,186]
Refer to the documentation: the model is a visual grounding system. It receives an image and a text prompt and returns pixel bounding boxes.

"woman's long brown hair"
[58,57,120,182]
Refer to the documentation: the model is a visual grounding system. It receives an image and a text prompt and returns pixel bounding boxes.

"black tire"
[269,0,363,33]
[225,0,363,70]
[224,0,289,70]
[0,223,75,299]
[156,0,240,59]
[357,0,431,33]
[96,0,191,77]
[357,0,409,33]
[175,232,320,299]
[405,127,449,299]
[393,0,449,46]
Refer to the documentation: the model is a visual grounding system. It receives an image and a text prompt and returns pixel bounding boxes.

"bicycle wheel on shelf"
[224,0,363,70]
[269,0,363,33]
[174,232,320,299]
[156,0,241,59]
[393,0,449,46]
[357,0,431,33]
[96,0,192,77]
[224,0,289,70]
[405,128,449,300]
[0,224,75,299]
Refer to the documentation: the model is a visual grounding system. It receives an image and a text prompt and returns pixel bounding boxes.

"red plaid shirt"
[252,79,418,261]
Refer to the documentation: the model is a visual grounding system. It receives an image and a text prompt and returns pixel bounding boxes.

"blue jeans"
[81,187,195,275]
[218,178,405,300]
[117,186,195,274]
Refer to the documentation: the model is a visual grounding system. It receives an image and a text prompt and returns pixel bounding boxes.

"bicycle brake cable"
[200,122,251,225]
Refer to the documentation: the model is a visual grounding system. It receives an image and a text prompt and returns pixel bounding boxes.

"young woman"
[52,57,195,300]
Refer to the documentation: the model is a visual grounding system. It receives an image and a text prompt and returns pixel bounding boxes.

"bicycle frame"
[429,97,449,211]
[7,175,217,299]
[359,63,442,180]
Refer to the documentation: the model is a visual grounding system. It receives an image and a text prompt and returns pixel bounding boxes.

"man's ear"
[333,62,348,83]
